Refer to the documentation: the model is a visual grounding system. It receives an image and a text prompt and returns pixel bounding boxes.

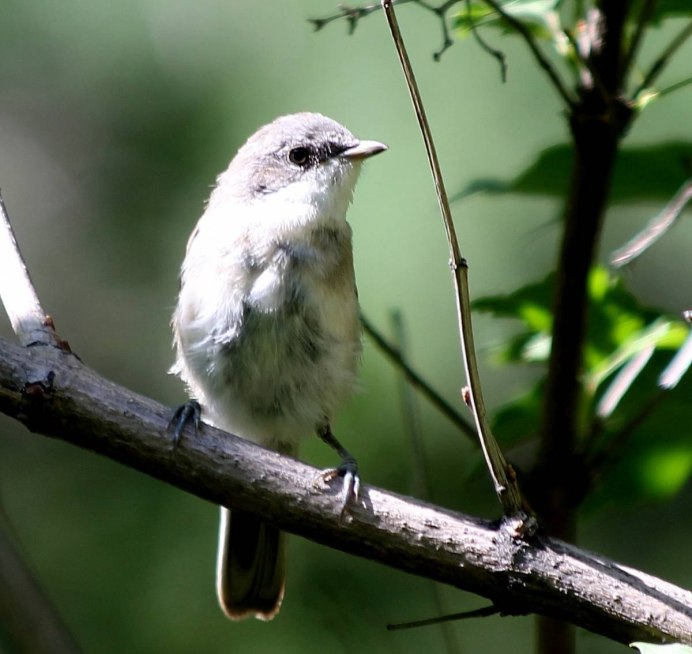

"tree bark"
[0,336,690,646]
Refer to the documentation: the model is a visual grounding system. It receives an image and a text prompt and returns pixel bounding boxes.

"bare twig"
[380,0,526,518]
[361,313,475,440]
[633,19,692,99]
[390,310,433,498]
[389,310,462,654]
[610,179,692,268]
[620,0,657,88]
[310,0,463,61]
[0,507,82,653]
[463,0,507,78]
[424,0,460,61]
[478,0,576,107]
[657,75,692,99]
[388,603,499,630]
[308,0,387,34]
[0,192,63,348]
[535,28,633,653]
[0,336,691,644]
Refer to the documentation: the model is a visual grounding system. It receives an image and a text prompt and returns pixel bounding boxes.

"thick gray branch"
[0,335,690,645]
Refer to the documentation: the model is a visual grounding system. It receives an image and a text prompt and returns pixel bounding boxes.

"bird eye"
[288,147,311,166]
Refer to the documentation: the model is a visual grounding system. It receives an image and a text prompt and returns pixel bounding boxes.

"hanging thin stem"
[380,0,527,519]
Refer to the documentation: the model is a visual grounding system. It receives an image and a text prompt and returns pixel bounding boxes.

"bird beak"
[341,140,388,160]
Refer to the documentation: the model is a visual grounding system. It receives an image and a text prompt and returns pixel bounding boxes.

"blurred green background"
[0,1,690,652]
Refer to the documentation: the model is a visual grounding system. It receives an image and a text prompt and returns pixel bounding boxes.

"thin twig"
[657,75,692,99]
[633,19,692,98]
[310,0,464,61]
[390,310,432,498]
[361,314,476,440]
[0,506,83,653]
[380,0,526,518]
[479,0,576,108]
[308,1,389,34]
[426,0,460,61]
[610,179,692,267]
[387,604,499,630]
[389,310,462,654]
[620,0,657,88]
[464,0,507,79]
[312,0,572,99]
[0,192,63,348]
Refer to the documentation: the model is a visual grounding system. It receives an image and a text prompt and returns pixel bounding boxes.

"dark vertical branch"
[596,2,633,90]
[535,4,636,654]
[537,112,626,539]
[538,0,635,544]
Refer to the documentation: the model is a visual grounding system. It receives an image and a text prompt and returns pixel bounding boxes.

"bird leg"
[316,422,360,516]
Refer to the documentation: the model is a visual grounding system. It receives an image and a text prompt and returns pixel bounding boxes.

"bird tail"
[216,507,285,620]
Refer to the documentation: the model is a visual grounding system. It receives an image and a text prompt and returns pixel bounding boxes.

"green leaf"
[588,349,692,506]
[473,274,554,326]
[453,142,692,203]
[586,319,686,394]
[473,274,554,363]
[650,0,692,23]
[474,266,683,371]
[452,0,561,40]
[452,144,571,200]
[484,331,549,364]
[638,446,692,499]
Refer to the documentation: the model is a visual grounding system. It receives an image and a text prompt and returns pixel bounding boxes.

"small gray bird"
[171,113,386,620]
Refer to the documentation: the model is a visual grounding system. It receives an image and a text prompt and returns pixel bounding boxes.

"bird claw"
[317,457,360,517]
[168,400,201,444]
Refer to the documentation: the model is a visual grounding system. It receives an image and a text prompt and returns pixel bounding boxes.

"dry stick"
[390,310,432,499]
[361,313,476,440]
[310,1,460,62]
[620,0,657,88]
[479,0,575,108]
[389,310,462,654]
[0,509,83,654]
[308,0,385,33]
[658,75,692,98]
[380,0,525,517]
[610,179,692,268]
[0,192,61,348]
[463,0,507,79]
[389,604,499,630]
[633,19,692,98]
